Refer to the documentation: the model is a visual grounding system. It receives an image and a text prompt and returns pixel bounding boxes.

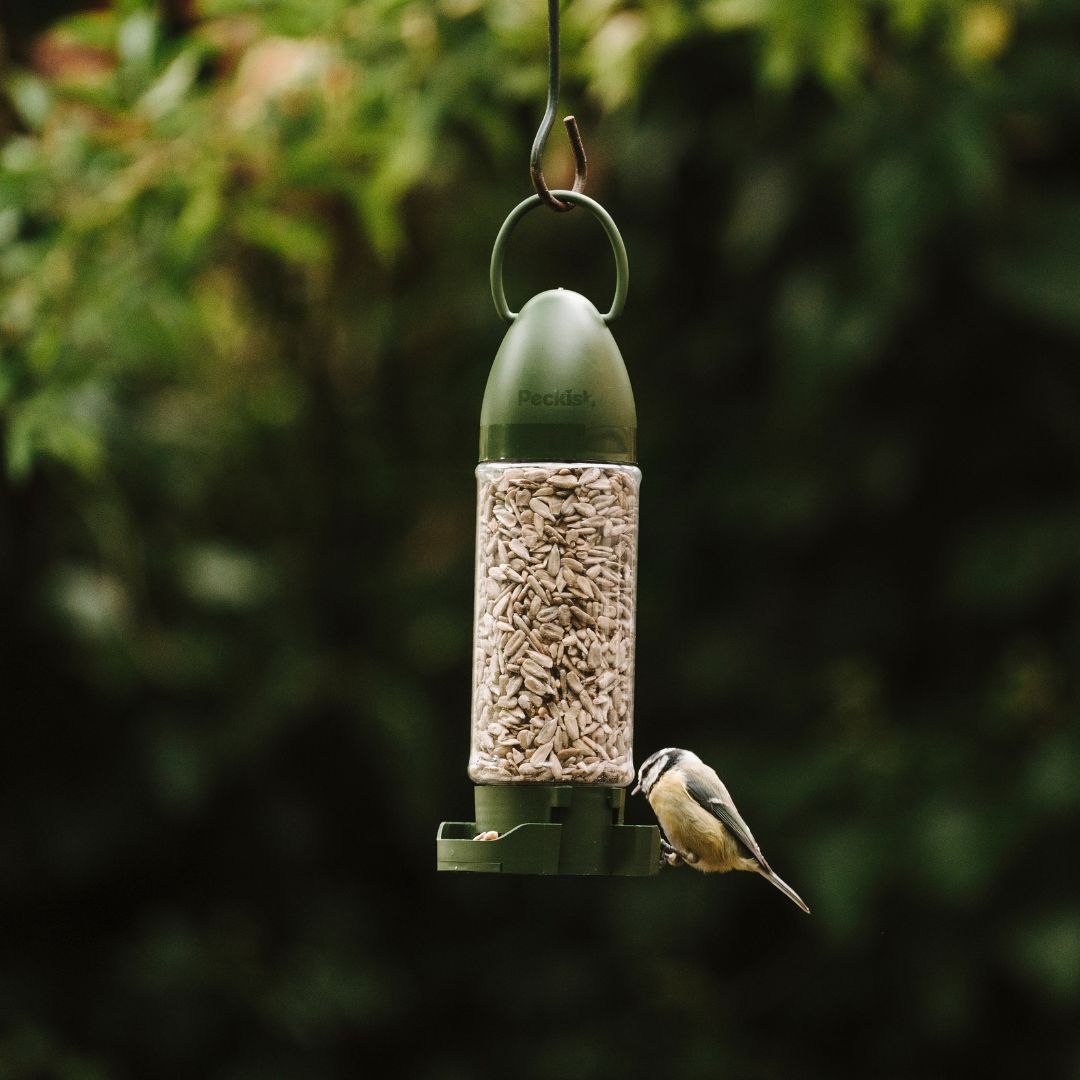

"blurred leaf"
[912,800,1013,905]
[117,10,158,72]
[1009,911,1080,1003]
[5,73,53,129]
[179,544,274,609]
[5,387,108,478]
[1022,732,1080,814]
[984,198,1080,335]
[947,506,1080,616]
[234,205,332,264]
[138,49,202,118]
[46,565,130,638]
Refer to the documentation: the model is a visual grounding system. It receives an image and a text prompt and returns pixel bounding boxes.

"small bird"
[632,747,810,913]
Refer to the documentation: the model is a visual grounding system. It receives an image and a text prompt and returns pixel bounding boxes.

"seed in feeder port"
[473,830,500,841]
[469,462,639,786]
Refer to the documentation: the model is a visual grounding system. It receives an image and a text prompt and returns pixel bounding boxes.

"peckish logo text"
[518,389,596,407]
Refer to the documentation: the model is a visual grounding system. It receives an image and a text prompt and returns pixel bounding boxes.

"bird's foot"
[659,839,684,869]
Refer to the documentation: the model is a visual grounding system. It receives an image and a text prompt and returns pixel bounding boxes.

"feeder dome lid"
[479,288,636,464]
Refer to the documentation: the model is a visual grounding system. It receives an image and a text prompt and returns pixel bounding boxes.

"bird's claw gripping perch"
[659,838,684,869]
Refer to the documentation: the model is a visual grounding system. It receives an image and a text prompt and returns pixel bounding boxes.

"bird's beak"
[630,780,641,795]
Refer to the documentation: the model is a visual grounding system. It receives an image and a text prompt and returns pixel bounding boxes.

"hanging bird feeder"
[435,1,660,876]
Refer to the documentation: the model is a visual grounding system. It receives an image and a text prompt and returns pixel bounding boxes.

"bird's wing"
[684,775,770,869]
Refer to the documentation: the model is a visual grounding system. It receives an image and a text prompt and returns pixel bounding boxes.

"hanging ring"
[490,191,629,325]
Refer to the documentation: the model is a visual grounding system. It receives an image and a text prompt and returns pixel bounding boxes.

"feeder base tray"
[436,784,660,876]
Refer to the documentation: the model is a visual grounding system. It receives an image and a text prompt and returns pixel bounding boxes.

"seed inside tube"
[469,463,638,786]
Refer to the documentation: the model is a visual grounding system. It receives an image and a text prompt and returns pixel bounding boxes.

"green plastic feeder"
[435,190,659,877]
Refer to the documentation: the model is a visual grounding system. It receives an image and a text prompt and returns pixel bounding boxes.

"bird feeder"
[435,190,660,875]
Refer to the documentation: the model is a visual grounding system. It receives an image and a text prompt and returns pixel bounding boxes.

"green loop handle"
[490,191,629,325]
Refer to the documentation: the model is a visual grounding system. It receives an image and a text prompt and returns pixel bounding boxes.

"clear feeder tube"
[469,462,639,785]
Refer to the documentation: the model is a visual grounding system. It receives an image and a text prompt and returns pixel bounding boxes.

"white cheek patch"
[645,758,668,791]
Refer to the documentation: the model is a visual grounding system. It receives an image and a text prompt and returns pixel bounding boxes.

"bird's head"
[631,747,685,797]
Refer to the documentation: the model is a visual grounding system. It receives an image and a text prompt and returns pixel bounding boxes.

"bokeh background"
[2,0,1079,1076]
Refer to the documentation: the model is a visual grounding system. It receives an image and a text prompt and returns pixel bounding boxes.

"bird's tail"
[758,867,811,914]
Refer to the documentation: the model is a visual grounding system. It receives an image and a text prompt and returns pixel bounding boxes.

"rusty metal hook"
[530,0,587,212]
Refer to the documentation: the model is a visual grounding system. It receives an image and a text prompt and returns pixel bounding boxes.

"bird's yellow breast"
[648,771,741,873]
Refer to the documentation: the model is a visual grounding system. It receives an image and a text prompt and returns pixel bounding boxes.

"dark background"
[2,1,1079,1077]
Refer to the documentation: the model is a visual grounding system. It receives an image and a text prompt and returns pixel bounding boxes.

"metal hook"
[530,0,587,212]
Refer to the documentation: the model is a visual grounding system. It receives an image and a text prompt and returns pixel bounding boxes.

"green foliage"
[2,1,1079,1077]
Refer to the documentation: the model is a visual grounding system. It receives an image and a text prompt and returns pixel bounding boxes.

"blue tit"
[632,747,810,913]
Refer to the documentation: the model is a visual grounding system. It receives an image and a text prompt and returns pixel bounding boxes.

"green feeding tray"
[437,784,659,876]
